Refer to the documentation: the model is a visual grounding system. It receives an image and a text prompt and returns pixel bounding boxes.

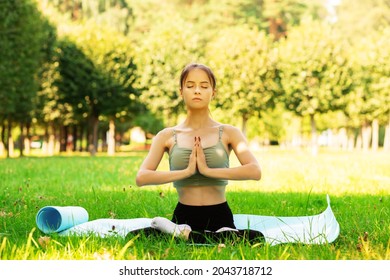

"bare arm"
[196,126,261,181]
[136,129,197,186]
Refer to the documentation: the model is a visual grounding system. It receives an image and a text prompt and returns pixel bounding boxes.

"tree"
[262,0,327,39]
[334,0,390,41]
[347,27,390,151]
[206,25,281,135]
[135,15,201,126]
[277,18,353,154]
[0,0,54,157]
[56,23,139,155]
[134,106,164,147]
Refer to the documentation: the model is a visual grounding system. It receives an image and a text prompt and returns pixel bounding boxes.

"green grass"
[0,148,389,260]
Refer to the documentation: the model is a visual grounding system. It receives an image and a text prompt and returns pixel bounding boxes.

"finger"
[197,137,204,152]
[192,136,197,153]
[196,138,201,153]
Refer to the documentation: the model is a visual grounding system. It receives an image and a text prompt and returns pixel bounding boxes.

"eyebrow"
[185,81,210,84]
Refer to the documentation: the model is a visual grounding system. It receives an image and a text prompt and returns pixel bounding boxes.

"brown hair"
[179,63,216,90]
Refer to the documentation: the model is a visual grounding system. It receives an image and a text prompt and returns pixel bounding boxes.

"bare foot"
[151,217,191,239]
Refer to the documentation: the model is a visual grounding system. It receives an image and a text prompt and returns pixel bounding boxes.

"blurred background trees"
[0,0,389,157]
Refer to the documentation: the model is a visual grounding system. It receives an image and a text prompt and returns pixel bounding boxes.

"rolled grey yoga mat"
[36,206,89,234]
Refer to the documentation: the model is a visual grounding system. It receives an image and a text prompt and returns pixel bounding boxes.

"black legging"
[127,227,264,244]
[172,201,264,244]
[171,201,236,232]
[127,202,264,244]
[187,228,264,244]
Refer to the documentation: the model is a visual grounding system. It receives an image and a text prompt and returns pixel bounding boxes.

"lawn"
[0,148,389,260]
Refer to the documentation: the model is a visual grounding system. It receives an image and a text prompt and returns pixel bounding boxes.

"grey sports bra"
[169,126,229,188]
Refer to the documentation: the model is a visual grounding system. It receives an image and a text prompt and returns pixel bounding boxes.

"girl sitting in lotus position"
[135,63,263,243]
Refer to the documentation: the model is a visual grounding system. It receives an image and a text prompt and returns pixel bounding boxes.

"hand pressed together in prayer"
[187,136,210,176]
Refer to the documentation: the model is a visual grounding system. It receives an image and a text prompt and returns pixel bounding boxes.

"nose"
[194,86,201,94]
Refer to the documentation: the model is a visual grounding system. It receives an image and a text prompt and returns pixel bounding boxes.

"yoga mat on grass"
[233,195,340,245]
[36,206,89,234]
[59,218,153,237]
[36,195,340,245]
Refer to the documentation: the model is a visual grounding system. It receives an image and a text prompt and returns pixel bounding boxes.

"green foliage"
[278,19,353,117]
[56,38,95,119]
[347,27,390,125]
[206,25,281,132]
[134,109,165,137]
[262,0,327,35]
[1,0,390,155]
[135,15,201,125]
[50,23,140,154]
[334,0,390,41]
[246,105,294,143]
[0,0,53,123]
[59,23,139,119]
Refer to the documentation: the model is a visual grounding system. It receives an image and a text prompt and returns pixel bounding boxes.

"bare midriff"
[175,185,227,206]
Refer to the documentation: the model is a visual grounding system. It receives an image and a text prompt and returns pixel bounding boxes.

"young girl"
[136,63,262,243]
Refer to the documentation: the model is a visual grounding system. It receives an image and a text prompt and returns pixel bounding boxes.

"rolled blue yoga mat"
[36,206,89,234]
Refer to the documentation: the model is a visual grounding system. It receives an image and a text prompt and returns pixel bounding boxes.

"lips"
[192,98,202,101]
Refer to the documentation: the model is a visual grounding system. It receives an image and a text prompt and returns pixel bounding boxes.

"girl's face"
[180,68,215,109]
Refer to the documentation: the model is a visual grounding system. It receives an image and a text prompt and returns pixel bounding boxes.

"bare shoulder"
[153,127,176,148]
[155,127,175,139]
[221,124,245,140]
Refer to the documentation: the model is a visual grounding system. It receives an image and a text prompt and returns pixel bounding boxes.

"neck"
[183,109,214,130]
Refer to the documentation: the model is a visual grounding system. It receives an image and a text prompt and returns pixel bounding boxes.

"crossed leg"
[150,216,264,244]
[151,217,192,239]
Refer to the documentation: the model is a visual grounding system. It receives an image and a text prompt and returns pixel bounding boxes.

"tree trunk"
[64,126,74,153]
[59,125,67,152]
[48,123,55,156]
[42,125,49,154]
[0,121,5,157]
[362,121,371,151]
[24,122,31,155]
[7,120,14,158]
[371,119,379,151]
[310,114,318,155]
[384,116,390,152]
[55,125,61,154]
[88,114,99,156]
[19,122,24,157]
[8,136,14,157]
[78,124,85,152]
[100,129,107,152]
[338,127,348,150]
[107,118,115,156]
[355,127,362,150]
[347,127,355,151]
[72,124,77,152]
[269,18,287,40]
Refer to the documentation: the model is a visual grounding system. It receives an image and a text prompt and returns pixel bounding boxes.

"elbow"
[254,172,261,181]
[135,176,143,187]
[253,164,262,181]
[135,171,146,187]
